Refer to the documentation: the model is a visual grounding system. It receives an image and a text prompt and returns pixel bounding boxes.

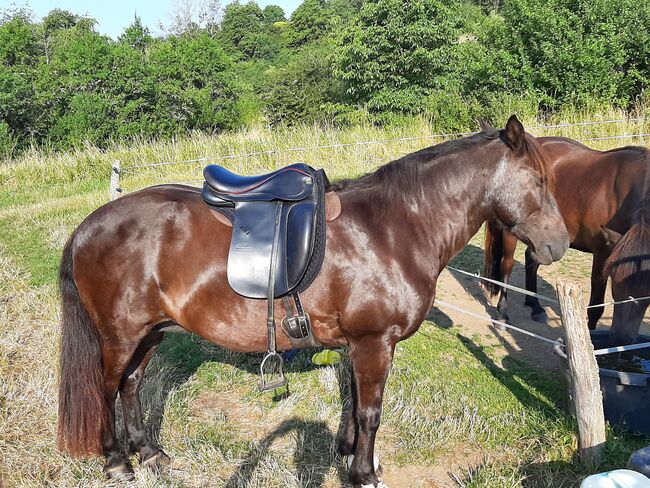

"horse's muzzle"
[529,236,569,265]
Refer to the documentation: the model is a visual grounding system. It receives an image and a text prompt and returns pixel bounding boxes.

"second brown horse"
[484,136,650,344]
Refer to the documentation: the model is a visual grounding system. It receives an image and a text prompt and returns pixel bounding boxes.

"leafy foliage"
[0,0,648,158]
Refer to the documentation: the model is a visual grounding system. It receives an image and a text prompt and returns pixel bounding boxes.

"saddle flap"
[325,191,341,222]
[227,201,280,299]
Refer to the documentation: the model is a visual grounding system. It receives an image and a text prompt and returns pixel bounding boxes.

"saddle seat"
[204,164,315,203]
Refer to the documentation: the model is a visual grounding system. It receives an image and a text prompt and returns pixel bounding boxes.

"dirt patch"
[432,246,650,374]
[382,445,486,488]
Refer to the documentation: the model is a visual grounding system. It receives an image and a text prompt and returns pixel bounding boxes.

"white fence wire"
[118,117,649,175]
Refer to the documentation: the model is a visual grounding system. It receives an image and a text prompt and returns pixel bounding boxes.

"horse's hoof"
[347,453,381,471]
[360,481,390,488]
[141,448,171,472]
[531,311,548,324]
[104,462,134,481]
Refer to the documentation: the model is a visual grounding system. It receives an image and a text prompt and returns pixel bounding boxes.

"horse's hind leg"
[101,342,142,479]
[119,330,170,471]
[587,251,608,329]
[496,233,517,323]
[524,248,547,322]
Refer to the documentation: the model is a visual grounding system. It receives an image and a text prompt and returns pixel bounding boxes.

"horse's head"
[487,115,569,265]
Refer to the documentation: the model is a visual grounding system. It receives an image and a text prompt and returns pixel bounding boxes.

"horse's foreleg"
[524,247,547,322]
[119,331,170,471]
[587,251,608,329]
[336,363,358,456]
[496,234,516,323]
[347,336,394,487]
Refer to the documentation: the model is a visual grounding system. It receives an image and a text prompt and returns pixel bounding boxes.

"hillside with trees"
[0,0,648,157]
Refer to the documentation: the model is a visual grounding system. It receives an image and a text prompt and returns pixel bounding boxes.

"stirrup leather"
[259,202,287,392]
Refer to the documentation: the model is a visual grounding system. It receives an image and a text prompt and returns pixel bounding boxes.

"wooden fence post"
[556,280,606,467]
[109,160,121,201]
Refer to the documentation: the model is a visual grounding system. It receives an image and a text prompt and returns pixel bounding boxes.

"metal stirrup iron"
[259,202,288,392]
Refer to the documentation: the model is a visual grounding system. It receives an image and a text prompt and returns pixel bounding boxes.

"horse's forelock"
[523,133,555,191]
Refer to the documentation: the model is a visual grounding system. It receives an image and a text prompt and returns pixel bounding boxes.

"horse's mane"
[606,195,650,292]
[331,128,553,198]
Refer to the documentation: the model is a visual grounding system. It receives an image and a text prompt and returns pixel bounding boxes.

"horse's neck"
[419,158,492,270]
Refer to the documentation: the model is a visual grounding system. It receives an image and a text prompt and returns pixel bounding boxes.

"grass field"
[1,112,650,487]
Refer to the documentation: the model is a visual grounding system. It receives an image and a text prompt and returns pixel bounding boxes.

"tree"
[286,0,331,46]
[485,0,650,108]
[162,0,222,36]
[335,0,463,114]
[119,14,152,51]
[0,13,40,66]
[218,1,280,60]
[262,5,286,24]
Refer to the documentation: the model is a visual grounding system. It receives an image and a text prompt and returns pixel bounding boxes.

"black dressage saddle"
[202,163,328,391]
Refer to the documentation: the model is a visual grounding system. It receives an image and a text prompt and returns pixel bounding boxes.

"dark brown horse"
[604,193,650,344]
[483,136,650,342]
[57,116,569,487]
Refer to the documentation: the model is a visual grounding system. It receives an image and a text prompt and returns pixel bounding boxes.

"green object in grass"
[312,349,341,366]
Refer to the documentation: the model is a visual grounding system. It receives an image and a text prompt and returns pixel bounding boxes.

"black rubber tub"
[557,330,650,436]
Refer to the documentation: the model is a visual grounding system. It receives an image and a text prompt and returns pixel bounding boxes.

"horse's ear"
[478,118,495,132]
[503,114,525,152]
[601,226,622,250]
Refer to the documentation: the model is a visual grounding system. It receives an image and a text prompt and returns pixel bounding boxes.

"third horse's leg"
[587,251,608,329]
[119,331,170,471]
[524,247,547,322]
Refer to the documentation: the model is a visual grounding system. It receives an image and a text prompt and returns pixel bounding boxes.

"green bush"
[262,46,340,126]
[335,0,464,115]
[0,122,17,159]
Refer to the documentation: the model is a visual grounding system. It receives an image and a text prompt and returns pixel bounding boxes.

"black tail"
[57,233,110,457]
[606,195,650,292]
[483,221,504,303]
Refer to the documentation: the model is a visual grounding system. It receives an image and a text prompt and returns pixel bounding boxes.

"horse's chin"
[528,246,553,266]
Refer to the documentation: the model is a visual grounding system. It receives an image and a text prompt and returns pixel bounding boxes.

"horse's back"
[537,137,650,247]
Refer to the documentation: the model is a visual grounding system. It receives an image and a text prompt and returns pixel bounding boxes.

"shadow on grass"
[224,417,349,488]
[135,332,323,448]
[130,332,351,486]
[223,358,352,487]
[457,333,565,416]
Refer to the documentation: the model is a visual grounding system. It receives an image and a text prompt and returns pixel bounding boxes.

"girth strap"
[281,292,320,349]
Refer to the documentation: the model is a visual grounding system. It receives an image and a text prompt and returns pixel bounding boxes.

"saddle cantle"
[201,163,329,391]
